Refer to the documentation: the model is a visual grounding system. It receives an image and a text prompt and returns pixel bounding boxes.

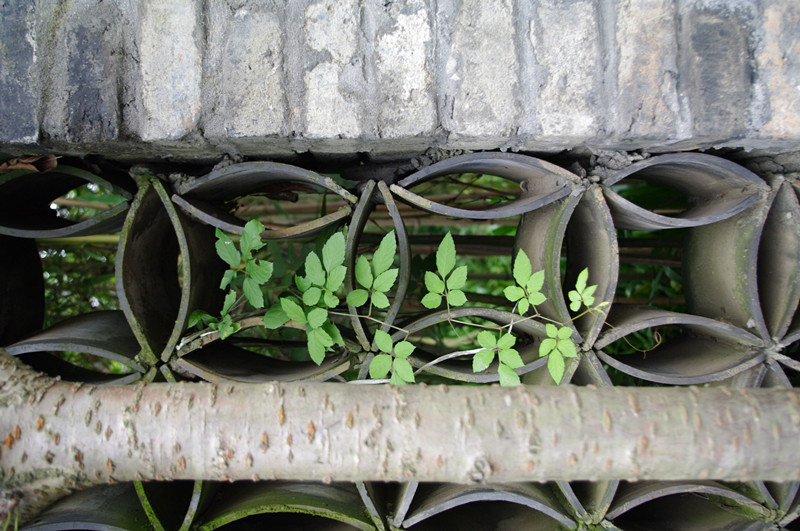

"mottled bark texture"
[1,349,799,523]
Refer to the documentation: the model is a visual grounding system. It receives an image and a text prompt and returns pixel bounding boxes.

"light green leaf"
[498,364,521,386]
[436,232,456,278]
[425,271,445,294]
[371,291,390,309]
[188,309,214,329]
[220,269,236,290]
[373,268,398,293]
[526,270,545,294]
[393,357,415,383]
[497,333,516,350]
[547,353,566,384]
[477,330,497,349]
[545,323,559,338]
[240,219,266,258]
[305,252,325,287]
[582,284,598,298]
[394,340,415,359]
[311,325,333,347]
[568,290,582,312]
[558,338,578,358]
[222,289,237,315]
[421,292,442,309]
[215,229,241,267]
[374,329,394,354]
[372,230,396,276]
[307,307,328,329]
[307,333,326,365]
[323,321,344,346]
[355,255,373,289]
[346,289,369,307]
[295,275,312,292]
[539,338,557,357]
[243,277,264,309]
[303,286,322,306]
[473,349,495,373]
[528,292,547,307]
[326,264,347,292]
[557,326,573,340]
[575,267,589,292]
[389,372,405,385]
[447,289,467,307]
[446,265,468,291]
[215,314,241,340]
[499,348,523,369]
[504,286,525,302]
[369,354,392,379]
[322,232,346,272]
[323,290,339,308]
[246,260,273,284]
[513,249,532,288]
[263,305,289,329]
[280,297,306,324]
[517,299,530,315]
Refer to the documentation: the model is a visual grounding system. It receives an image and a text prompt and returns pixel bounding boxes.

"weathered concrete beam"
[1,1,799,160]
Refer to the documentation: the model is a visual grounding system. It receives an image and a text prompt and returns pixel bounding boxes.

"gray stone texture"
[1,0,799,159]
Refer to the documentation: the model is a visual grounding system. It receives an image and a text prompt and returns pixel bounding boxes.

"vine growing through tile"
[188,219,609,386]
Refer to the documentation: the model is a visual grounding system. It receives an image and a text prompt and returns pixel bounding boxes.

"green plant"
[191,223,607,386]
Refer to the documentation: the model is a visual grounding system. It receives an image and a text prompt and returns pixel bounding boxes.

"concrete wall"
[1,0,799,161]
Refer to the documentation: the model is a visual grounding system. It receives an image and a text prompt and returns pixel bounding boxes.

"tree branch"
[1,348,799,523]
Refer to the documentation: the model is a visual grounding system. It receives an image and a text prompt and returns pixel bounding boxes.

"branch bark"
[1,348,799,523]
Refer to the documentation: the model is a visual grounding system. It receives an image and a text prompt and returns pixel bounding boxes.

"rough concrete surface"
[1,0,799,160]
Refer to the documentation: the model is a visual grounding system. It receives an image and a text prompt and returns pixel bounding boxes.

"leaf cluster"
[368,329,416,385]
[346,230,398,312]
[421,233,468,309]
[262,232,347,364]
[473,331,524,386]
[504,249,546,315]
